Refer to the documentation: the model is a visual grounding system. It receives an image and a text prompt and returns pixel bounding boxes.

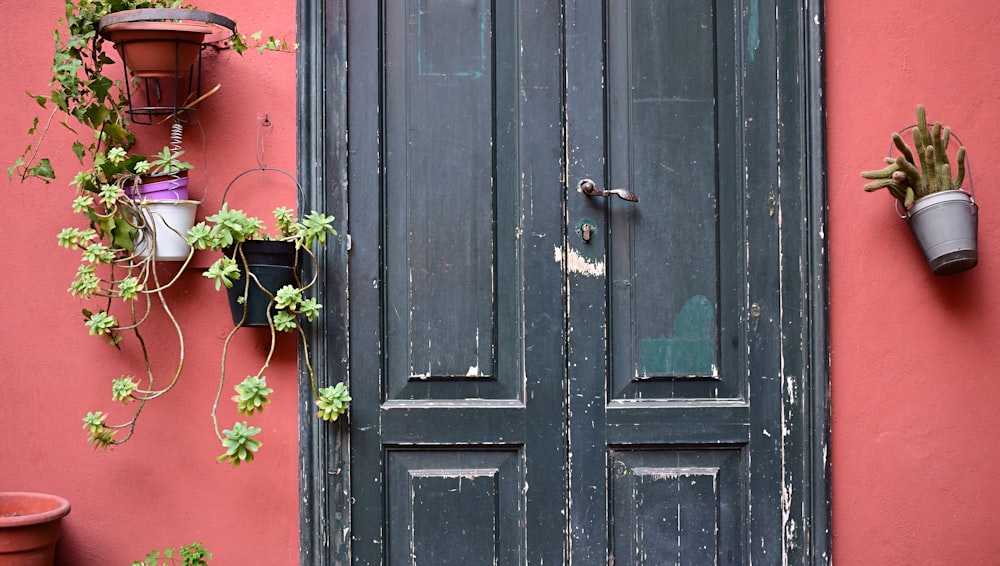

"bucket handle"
[220,166,305,218]
[890,125,975,219]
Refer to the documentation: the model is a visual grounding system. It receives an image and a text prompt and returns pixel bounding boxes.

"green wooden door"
[315,1,829,564]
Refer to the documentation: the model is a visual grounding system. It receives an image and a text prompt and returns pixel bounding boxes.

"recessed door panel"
[387,450,523,565]
[610,449,746,565]
[606,0,742,400]
[383,0,521,401]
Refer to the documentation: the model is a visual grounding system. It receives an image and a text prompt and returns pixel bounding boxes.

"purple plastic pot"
[125,176,189,201]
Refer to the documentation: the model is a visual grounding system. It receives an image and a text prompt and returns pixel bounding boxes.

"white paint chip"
[553,245,605,277]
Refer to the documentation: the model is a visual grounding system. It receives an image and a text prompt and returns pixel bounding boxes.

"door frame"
[296,1,831,564]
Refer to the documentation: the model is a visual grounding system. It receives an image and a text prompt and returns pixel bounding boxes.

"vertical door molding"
[780,0,832,562]
[298,0,349,564]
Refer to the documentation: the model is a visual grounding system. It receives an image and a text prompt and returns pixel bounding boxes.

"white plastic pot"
[134,200,199,261]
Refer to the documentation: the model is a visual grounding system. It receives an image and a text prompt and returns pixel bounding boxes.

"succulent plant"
[861,104,967,209]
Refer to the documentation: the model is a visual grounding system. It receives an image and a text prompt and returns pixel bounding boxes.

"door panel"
[383,0,512,394]
[387,450,523,565]
[609,448,745,565]
[346,0,799,564]
[348,0,567,564]
[566,0,778,564]
[605,0,742,400]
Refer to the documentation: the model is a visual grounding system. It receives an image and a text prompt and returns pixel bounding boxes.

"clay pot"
[0,492,71,566]
[102,21,211,78]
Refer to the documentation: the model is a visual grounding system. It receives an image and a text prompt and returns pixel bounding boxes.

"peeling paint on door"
[554,244,606,277]
[638,295,718,377]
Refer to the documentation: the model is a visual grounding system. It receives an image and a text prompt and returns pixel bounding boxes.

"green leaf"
[272,310,298,332]
[203,257,241,290]
[300,211,338,248]
[274,285,301,310]
[26,91,48,107]
[110,218,137,251]
[316,382,351,421]
[111,376,137,403]
[117,276,142,300]
[89,75,113,101]
[84,310,117,336]
[82,411,115,449]
[186,222,212,249]
[29,159,55,180]
[232,376,273,416]
[218,421,263,466]
[297,297,323,322]
[71,140,86,162]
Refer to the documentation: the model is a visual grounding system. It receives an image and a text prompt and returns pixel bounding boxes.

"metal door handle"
[577,179,639,203]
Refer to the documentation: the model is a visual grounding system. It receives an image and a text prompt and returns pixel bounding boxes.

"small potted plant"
[185,202,350,466]
[129,143,199,261]
[861,104,977,275]
[129,143,194,200]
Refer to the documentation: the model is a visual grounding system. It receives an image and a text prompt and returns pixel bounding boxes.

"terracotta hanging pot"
[0,492,71,566]
[101,21,211,78]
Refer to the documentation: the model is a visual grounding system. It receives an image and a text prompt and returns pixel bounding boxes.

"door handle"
[577,179,639,203]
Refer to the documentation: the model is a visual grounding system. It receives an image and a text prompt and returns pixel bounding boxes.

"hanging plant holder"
[220,166,307,327]
[98,9,236,124]
[902,187,978,275]
[889,127,979,276]
[863,106,979,276]
[226,239,300,326]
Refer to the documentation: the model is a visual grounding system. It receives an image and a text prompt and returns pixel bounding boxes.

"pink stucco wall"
[827,1,1000,564]
[0,1,300,563]
[4,0,1000,564]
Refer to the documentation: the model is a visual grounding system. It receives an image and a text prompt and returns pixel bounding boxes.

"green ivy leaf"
[29,159,55,180]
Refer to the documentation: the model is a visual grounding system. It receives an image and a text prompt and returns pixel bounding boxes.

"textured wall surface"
[0,1,301,563]
[827,1,1000,563]
[4,0,1000,563]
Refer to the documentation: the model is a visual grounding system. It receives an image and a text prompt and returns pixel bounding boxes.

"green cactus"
[861,104,967,209]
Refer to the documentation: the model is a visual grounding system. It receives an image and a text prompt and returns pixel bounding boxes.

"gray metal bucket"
[906,190,978,275]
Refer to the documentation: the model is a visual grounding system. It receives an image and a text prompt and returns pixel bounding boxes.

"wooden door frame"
[295,1,831,564]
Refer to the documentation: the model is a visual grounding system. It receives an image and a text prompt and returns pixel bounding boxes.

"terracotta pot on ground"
[0,492,71,566]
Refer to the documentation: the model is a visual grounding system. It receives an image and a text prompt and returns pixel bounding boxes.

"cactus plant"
[861,104,967,209]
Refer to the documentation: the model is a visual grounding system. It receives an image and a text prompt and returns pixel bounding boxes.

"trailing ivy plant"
[187,205,349,466]
[65,148,197,448]
[11,0,336,464]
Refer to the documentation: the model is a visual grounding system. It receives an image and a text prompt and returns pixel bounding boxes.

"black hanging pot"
[226,240,299,326]
[219,165,307,326]
[905,189,978,275]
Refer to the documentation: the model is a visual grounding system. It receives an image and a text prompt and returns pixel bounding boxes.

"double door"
[336,1,819,563]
